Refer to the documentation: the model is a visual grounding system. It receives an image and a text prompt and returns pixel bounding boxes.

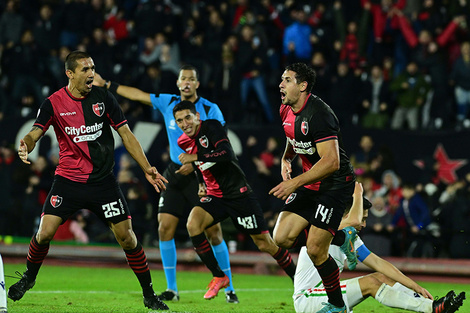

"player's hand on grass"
[18,139,31,164]
[175,162,194,176]
[145,166,168,192]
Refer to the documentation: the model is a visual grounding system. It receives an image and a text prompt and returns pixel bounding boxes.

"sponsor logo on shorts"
[200,196,212,203]
[0,280,5,290]
[285,193,297,204]
[199,135,209,148]
[92,102,105,117]
[50,195,63,208]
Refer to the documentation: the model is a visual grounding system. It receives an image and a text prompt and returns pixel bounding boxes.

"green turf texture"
[3,263,469,313]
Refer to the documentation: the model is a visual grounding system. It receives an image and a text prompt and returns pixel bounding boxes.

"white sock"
[375,283,432,313]
[0,254,7,311]
[393,282,423,298]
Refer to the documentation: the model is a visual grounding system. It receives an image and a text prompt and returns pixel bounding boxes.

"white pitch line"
[28,288,291,295]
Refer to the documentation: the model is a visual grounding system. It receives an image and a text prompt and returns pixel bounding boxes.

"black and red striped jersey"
[34,86,127,183]
[177,119,252,199]
[280,93,355,191]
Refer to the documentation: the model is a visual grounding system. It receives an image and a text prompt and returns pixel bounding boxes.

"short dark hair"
[173,100,197,117]
[344,196,372,216]
[179,64,199,80]
[285,63,316,93]
[65,50,91,72]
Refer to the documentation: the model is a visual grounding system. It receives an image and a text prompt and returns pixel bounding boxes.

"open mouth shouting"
[85,78,94,90]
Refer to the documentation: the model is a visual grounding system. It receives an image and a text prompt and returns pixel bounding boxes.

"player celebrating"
[173,100,296,300]
[270,62,356,313]
[294,182,466,313]
[93,66,238,303]
[9,51,169,311]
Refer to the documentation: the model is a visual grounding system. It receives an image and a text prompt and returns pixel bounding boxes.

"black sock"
[331,230,345,247]
[315,255,344,307]
[291,228,308,249]
[124,242,154,297]
[26,234,50,280]
[272,247,296,281]
[190,232,224,277]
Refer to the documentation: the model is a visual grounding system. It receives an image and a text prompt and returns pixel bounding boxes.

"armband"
[109,81,120,93]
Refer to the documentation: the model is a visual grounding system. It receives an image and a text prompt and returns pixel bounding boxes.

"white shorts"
[293,277,364,313]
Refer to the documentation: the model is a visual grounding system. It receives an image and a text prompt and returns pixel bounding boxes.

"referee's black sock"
[124,242,154,297]
[25,234,50,281]
[315,255,345,308]
[190,232,225,277]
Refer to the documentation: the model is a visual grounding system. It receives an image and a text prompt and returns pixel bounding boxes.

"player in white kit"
[293,183,466,313]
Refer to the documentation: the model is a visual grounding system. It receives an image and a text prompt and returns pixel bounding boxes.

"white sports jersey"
[293,236,371,313]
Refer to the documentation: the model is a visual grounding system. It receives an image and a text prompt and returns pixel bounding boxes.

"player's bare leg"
[273,211,309,249]
[250,233,296,280]
[111,219,168,310]
[8,215,61,301]
[187,207,229,299]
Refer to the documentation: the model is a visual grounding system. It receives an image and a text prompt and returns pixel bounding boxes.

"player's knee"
[360,275,382,297]
[116,234,136,250]
[36,231,54,244]
[306,244,328,265]
[186,220,202,237]
[273,234,292,249]
[206,230,223,246]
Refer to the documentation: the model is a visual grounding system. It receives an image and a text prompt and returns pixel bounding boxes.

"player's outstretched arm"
[339,182,364,229]
[93,73,152,106]
[117,125,168,192]
[18,126,44,164]
[362,252,433,300]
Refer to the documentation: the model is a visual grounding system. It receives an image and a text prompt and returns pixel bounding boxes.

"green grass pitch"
[3,263,469,313]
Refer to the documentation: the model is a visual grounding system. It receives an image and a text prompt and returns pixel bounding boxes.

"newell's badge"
[92,102,105,117]
[50,195,63,208]
[200,196,212,203]
[285,193,297,205]
[301,120,309,135]
[199,135,209,148]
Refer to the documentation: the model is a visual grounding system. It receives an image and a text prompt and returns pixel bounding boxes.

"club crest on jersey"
[199,135,209,148]
[200,196,212,203]
[285,193,297,205]
[301,120,309,135]
[50,195,63,208]
[92,102,105,117]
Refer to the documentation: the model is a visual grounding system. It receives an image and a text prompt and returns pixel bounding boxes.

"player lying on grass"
[173,100,297,300]
[293,182,466,313]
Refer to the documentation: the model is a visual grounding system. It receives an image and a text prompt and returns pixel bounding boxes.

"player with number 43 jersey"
[173,101,297,300]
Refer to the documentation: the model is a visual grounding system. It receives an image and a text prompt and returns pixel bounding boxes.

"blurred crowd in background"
[0,0,469,259]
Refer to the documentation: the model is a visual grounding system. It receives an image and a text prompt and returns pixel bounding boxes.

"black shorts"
[43,174,130,225]
[281,184,355,235]
[157,162,200,218]
[197,193,268,235]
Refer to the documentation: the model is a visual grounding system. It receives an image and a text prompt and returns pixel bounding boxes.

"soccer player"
[9,51,169,311]
[173,100,296,300]
[0,253,6,313]
[294,182,467,313]
[270,62,357,313]
[93,65,238,303]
